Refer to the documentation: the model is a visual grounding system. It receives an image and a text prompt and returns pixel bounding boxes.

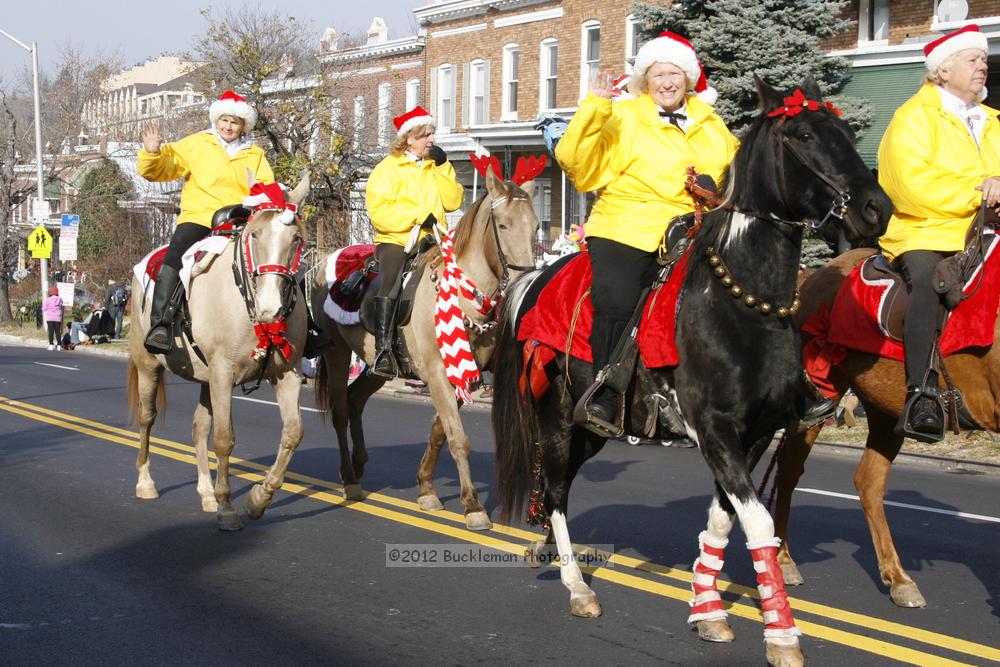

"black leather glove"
[427,144,447,166]
[421,213,437,229]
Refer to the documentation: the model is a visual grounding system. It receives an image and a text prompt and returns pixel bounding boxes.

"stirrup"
[370,349,398,379]
[144,324,172,354]
[572,380,624,439]
[896,388,945,444]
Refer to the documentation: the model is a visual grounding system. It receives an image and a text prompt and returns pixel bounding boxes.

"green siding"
[840,63,926,168]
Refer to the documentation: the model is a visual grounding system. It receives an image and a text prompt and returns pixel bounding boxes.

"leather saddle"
[358,258,427,334]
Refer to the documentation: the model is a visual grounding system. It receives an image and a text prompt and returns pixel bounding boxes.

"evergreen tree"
[74,159,133,261]
[631,0,873,139]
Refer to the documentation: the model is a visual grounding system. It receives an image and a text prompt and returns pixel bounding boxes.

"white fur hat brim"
[628,37,700,96]
[396,115,435,136]
[926,30,988,74]
[210,98,257,132]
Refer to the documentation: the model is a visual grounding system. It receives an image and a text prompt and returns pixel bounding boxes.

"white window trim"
[579,20,601,102]
[625,14,641,69]
[539,38,558,112]
[501,43,519,121]
[405,78,421,110]
[437,64,456,132]
[468,59,488,126]
[858,0,890,45]
[352,95,365,151]
[377,82,391,148]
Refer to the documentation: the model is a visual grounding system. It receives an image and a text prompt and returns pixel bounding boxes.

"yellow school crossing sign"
[28,224,52,259]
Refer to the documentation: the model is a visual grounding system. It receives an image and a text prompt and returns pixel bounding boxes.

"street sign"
[59,213,79,261]
[28,224,52,259]
[56,281,74,307]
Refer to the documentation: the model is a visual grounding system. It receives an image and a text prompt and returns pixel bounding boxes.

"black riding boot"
[575,316,627,436]
[371,295,398,379]
[800,372,837,427]
[144,264,182,354]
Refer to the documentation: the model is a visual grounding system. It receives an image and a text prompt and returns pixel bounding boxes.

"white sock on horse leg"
[727,494,776,546]
[550,510,585,590]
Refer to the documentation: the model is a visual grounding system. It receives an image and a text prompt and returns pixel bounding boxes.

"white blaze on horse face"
[254,216,292,323]
[724,211,755,248]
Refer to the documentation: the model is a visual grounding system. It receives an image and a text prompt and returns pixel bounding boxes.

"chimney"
[367,17,388,45]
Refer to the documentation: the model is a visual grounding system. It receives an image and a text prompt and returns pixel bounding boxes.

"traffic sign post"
[59,213,79,262]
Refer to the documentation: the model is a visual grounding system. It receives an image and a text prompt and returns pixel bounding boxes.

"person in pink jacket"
[42,286,63,351]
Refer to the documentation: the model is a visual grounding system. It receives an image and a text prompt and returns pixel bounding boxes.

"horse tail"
[492,277,541,526]
[314,353,331,422]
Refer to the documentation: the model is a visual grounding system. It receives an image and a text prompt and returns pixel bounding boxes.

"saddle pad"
[826,237,1000,361]
[516,249,690,369]
[133,235,232,303]
[322,244,376,325]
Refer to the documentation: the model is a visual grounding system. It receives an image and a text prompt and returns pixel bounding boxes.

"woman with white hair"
[136,90,274,353]
[877,24,1000,438]
[555,31,739,434]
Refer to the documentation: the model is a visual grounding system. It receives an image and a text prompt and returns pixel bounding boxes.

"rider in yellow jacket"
[365,105,464,377]
[136,90,274,354]
[876,24,1000,439]
[555,32,738,435]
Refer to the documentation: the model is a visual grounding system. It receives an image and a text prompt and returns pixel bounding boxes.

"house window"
[580,21,601,99]
[502,44,519,119]
[352,95,365,150]
[859,0,889,42]
[625,15,641,65]
[405,78,421,110]
[469,59,488,125]
[540,38,558,111]
[437,64,456,130]
[377,82,392,147]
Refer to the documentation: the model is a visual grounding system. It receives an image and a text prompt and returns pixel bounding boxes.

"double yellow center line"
[1,394,994,666]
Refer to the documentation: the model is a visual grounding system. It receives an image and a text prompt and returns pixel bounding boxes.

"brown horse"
[774,246,1000,608]
[312,169,539,530]
[127,175,310,531]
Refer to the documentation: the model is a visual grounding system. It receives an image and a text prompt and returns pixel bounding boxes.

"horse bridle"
[233,219,304,333]
[487,192,536,296]
[770,118,852,230]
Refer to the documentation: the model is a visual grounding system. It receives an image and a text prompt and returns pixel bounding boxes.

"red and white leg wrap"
[748,538,801,639]
[687,531,728,624]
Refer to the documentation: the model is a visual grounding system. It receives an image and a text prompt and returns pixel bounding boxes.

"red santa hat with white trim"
[209,90,257,131]
[924,24,989,101]
[393,105,435,136]
[628,31,718,106]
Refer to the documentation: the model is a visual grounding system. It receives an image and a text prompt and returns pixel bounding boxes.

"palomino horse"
[312,168,539,530]
[127,175,310,531]
[491,77,890,667]
[774,246,1000,608]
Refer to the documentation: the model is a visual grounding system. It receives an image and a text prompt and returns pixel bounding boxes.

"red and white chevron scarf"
[434,227,496,404]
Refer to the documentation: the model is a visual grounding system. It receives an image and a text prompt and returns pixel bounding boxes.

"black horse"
[492,76,891,667]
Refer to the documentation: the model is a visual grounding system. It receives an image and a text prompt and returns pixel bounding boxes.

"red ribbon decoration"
[252,317,293,361]
[800,303,848,399]
[767,88,843,119]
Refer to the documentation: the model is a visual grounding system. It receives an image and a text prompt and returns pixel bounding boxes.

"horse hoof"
[781,561,804,586]
[570,593,602,618]
[465,510,492,531]
[244,484,271,520]
[217,512,243,532]
[135,483,159,500]
[201,497,218,513]
[697,618,735,643]
[890,581,927,608]
[417,494,444,511]
[343,484,365,501]
[765,638,804,667]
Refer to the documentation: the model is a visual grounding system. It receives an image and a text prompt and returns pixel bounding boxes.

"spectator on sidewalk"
[60,323,76,350]
[105,278,129,339]
[42,287,63,351]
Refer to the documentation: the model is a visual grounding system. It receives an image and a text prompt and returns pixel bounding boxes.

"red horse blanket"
[803,237,1000,397]
[517,250,690,370]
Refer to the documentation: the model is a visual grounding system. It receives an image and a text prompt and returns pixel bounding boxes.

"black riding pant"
[163,222,212,271]
[375,243,407,298]
[894,249,951,388]
[587,237,659,371]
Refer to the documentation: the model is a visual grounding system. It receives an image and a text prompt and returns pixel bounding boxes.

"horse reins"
[487,192,536,297]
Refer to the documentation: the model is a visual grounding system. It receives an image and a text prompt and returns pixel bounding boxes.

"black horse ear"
[753,74,784,111]
[800,75,823,102]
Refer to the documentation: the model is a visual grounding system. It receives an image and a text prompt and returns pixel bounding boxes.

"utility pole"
[0,28,48,296]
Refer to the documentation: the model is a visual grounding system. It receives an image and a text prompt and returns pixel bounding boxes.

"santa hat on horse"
[210,90,258,131]
[628,32,718,105]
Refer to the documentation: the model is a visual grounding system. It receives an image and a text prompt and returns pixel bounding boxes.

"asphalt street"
[1,343,998,666]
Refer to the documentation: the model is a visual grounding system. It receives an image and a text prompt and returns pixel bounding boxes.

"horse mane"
[451,191,490,257]
[726,113,776,214]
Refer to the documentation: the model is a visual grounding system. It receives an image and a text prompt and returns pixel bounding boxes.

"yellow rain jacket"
[878,84,1000,261]
[366,153,464,246]
[136,131,274,228]
[555,93,739,252]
